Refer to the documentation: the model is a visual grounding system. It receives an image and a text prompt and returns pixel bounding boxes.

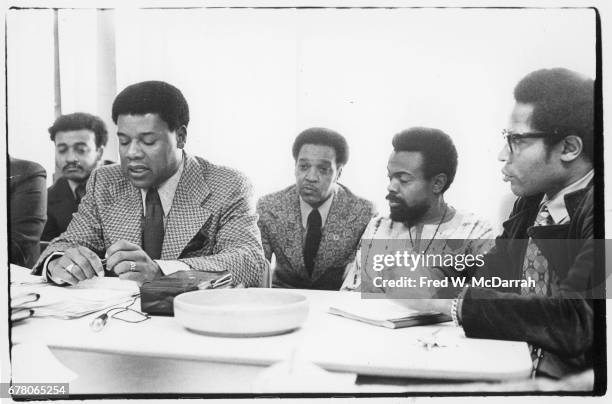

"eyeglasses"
[502,129,553,153]
[89,297,150,332]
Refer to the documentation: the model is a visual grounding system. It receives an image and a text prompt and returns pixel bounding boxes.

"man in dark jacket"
[9,157,47,268]
[396,68,598,380]
[41,113,108,241]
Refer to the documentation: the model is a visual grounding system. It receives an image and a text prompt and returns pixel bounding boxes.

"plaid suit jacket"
[257,184,375,289]
[34,154,266,287]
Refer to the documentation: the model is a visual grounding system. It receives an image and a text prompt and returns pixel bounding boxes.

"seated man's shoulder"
[336,184,376,214]
[191,155,251,193]
[85,165,128,196]
[451,208,497,239]
[257,185,296,212]
[10,158,46,180]
[362,215,390,237]
[92,163,125,181]
[80,165,128,198]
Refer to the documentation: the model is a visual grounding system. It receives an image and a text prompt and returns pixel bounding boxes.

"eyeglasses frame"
[501,129,557,153]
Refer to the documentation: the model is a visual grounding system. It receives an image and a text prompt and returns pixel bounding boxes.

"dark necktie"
[142,188,164,260]
[303,208,322,275]
[75,183,86,205]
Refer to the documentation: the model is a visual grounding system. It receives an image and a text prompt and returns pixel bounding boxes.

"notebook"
[329,296,450,329]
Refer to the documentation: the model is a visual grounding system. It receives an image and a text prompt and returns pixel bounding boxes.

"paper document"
[329,295,450,329]
[10,264,139,319]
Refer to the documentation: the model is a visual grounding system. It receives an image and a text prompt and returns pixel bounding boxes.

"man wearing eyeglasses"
[397,68,597,380]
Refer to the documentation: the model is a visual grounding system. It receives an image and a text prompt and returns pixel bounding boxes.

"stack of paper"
[10,264,139,320]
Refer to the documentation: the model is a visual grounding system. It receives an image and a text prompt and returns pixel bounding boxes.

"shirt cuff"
[42,252,66,285]
[456,286,469,325]
[156,260,191,276]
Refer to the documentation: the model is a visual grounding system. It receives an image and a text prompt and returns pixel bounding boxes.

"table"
[11,289,533,395]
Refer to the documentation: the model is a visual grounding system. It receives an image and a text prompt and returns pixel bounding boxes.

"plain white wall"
[7,7,596,230]
[7,10,55,181]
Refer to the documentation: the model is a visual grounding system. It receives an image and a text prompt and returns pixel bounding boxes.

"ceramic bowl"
[174,289,309,337]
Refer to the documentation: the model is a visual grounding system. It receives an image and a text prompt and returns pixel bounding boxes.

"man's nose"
[66,148,78,163]
[387,178,399,193]
[126,140,143,159]
[498,144,510,162]
[304,168,318,182]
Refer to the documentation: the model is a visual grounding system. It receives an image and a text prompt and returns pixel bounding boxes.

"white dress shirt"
[299,187,336,230]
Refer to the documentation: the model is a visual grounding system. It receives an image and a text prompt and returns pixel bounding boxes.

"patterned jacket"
[34,154,266,287]
[257,184,375,290]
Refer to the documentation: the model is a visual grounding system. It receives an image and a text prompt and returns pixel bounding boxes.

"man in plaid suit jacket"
[35,81,266,287]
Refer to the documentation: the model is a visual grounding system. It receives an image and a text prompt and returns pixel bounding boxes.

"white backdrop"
[7,7,596,228]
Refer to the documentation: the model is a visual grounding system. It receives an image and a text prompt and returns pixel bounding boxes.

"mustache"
[62,163,82,170]
[385,193,402,203]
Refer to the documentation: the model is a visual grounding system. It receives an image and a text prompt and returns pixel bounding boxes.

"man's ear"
[336,165,343,181]
[431,173,448,194]
[176,125,187,149]
[560,135,583,162]
[95,146,105,162]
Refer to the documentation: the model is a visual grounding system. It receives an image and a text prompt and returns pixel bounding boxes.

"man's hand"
[106,240,162,286]
[382,264,457,316]
[48,246,104,285]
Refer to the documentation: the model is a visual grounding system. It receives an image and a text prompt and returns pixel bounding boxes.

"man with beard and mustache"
[257,128,376,289]
[341,127,495,291]
[42,113,109,241]
[35,81,266,287]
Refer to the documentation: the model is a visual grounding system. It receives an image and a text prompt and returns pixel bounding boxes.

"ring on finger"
[129,261,137,272]
[65,263,75,274]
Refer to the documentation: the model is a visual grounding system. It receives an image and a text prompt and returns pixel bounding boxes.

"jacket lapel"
[276,187,306,277]
[502,194,542,236]
[310,186,345,282]
[161,155,211,260]
[106,179,143,247]
[50,178,78,230]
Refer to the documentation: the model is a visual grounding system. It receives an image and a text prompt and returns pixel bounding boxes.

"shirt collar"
[67,179,85,198]
[140,154,185,216]
[66,179,79,195]
[299,186,336,229]
[541,169,594,224]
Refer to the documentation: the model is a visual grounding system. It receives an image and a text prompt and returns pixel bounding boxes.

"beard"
[386,193,430,226]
